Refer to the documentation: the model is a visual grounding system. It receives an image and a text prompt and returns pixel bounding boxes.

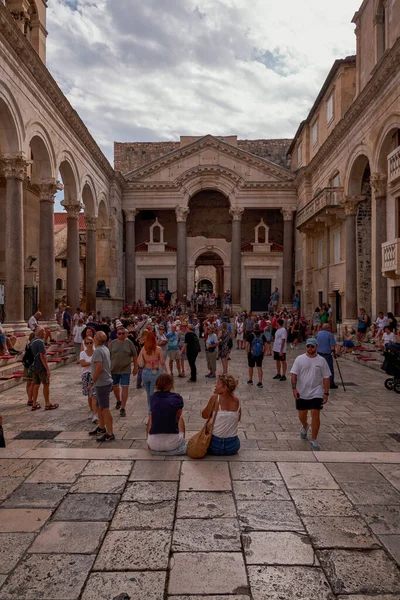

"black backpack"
[22,343,34,370]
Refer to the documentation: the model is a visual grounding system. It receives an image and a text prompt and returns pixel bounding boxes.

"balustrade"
[296,187,343,229]
[382,239,400,277]
[388,145,400,185]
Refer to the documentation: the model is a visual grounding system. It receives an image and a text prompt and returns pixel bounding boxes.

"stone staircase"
[340,341,385,375]
[0,340,76,394]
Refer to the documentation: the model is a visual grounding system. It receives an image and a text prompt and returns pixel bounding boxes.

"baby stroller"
[382,344,400,392]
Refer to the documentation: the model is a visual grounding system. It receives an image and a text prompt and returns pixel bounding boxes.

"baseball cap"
[306,337,318,346]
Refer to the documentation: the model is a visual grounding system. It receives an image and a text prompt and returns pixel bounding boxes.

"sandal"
[31,404,41,411]
[27,401,33,406]
[45,403,59,411]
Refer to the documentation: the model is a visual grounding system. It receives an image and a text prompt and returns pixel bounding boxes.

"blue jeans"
[142,368,161,412]
[208,435,240,456]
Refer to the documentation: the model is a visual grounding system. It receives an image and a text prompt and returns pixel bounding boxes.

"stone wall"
[357,180,372,317]
[114,138,293,174]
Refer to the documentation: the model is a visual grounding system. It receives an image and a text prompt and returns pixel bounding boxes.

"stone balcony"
[388,145,400,186]
[382,238,400,278]
[296,187,344,231]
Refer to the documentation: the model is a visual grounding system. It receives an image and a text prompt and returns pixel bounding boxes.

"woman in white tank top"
[201,374,241,455]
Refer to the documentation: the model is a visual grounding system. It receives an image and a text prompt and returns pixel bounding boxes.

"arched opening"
[59,159,78,204]
[82,182,96,216]
[188,190,231,240]
[56,278,63,291]
[0,97,21,296]
[198,279,213,294]
[195,251,224,300]
[348,155,372,316]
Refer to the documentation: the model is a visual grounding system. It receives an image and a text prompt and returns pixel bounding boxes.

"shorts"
[31,371,49,385]
[273,351,286,361]
[147,432,187,455]
[358,326,367,333]
[112,373,131,387]
[95,383,113,409]
[74,343,81,357]
[248,353,264,368]
[168,349,180,360]
[271,328,277,338]
[236,332,244,341]
[23,367,33,383]
[296,397,323,411]
[343,340,354,348]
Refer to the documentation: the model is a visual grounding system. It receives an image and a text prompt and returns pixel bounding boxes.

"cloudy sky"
[47,0,361,167]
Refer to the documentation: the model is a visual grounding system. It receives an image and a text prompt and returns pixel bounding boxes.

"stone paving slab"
[176,491,237,519]
[111,500,176,530]
[0,533,35,574]
[81,572,167,600]
[53,493,119,521]
[28,521,108,554]
[94,530,171,571]
[0,508,52,532]
[302,515,380,549]
[248,565,334,600]
[69,475,127,494]
[1,482,70,508]
[243,531,316,565]
[173,518,241,552]
[237,500,304,532]
[81,459,133,476]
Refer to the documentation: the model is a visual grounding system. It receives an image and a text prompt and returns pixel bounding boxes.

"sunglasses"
[86,342,93,345]
[117,332,126,335]
[306,344,316,348]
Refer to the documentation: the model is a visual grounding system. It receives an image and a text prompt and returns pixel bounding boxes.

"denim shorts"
[112,373,131,387]
[208,435,240,456]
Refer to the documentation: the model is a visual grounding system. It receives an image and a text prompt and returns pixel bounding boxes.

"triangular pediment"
[123,135,294,186]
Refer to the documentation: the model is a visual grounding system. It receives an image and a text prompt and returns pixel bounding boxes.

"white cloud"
[47,0,361,167]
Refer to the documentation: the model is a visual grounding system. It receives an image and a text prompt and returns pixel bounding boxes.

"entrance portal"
[251,278,271,312]
[195,252,224,297]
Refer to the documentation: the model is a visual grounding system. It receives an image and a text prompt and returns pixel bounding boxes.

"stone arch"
[25,122,56,181]
[81,176,97,215]
[97,198,109,228]
[58,153,79,203]
[190,244,229,267]
[374,115,400,173]
[0,83,24,154]
[176,165,243,203]
[345,151,371,196]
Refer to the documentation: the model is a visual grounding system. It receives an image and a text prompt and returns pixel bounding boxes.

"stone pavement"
[2,345,400,598]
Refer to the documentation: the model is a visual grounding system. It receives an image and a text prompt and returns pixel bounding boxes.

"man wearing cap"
[316,324,338,389]
[290,337,331,451]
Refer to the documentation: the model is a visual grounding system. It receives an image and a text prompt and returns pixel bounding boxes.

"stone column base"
[231,304,242,314]
[4,322,30,335]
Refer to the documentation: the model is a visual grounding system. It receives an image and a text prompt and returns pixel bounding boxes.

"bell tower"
[6,0,47,64]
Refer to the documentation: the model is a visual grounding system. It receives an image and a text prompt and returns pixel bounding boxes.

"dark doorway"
[146,278,168,302]
[251,279,271,312]
[335,291,342,323]
[198,279,213,293]
[195,252,224,296]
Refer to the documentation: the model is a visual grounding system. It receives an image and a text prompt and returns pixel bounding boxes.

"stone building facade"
[0,0,123,332]
[289,0,400,326]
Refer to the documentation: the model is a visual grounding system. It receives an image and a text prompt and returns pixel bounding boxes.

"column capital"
[39,179,63,203]
[340,195,365,216]
[175,205,190,222]
[281,206,296,221]
[85,214,97,231]
[2,153,30,181]
[229,206,244,221]
[370,172,388,198]
[125,209,139,223]
[61,199,83,219]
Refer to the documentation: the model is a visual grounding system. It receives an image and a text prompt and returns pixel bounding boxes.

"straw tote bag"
[187,396,219,459]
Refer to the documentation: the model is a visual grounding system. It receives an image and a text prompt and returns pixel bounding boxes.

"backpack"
[251,335,264,357]
[193,333,201,353]
[22,343,34,370]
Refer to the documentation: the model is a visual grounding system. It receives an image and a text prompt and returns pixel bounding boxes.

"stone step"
[0,353,76,394]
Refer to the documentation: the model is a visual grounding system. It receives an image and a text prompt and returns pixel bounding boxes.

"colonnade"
[124,202,296,308]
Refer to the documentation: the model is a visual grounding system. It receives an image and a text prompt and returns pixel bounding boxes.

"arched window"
[56,278,63,291]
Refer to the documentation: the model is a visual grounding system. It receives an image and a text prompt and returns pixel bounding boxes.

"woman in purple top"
[147,374,187,455]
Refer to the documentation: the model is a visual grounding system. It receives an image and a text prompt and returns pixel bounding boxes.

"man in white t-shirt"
[28,311,41,332]
[272,319,288,381]
[290,337,331,451]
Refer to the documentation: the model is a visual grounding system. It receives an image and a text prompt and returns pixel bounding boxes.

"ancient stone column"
[281,207,296,305]
[62,199,82,311]
[230,206,244,307]
[3,154,29,331]
[39,179,62,323]
[85,214,97,313]
[370,172,388,316]
[125,209,138,304]
[176,205,189,302]
[341,196,363,322]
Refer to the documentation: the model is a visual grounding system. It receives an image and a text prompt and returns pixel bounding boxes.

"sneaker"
[247,379,253,385]
[96,433,116,443]
[209,374,216,378]
[115,400,121,410]
[120,408,126,417]
[310,439,320,451]
[91,414,99,423]
[300,425,309,440]
[205,373,211,378]
[330,383,339,389]
[280,375,287,381]
[88,411,94,420]
[257,382,263,388]
[89,426,106,436]
[273,374,281,380]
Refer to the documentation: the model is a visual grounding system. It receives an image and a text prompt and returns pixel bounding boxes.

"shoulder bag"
[187,396,219,459]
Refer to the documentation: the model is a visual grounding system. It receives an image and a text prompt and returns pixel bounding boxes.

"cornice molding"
[123,135,295,183]
[0,3,114,180]
[302,37,400,177]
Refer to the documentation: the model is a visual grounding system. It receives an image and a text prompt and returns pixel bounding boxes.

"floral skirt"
[82,372,95,397]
